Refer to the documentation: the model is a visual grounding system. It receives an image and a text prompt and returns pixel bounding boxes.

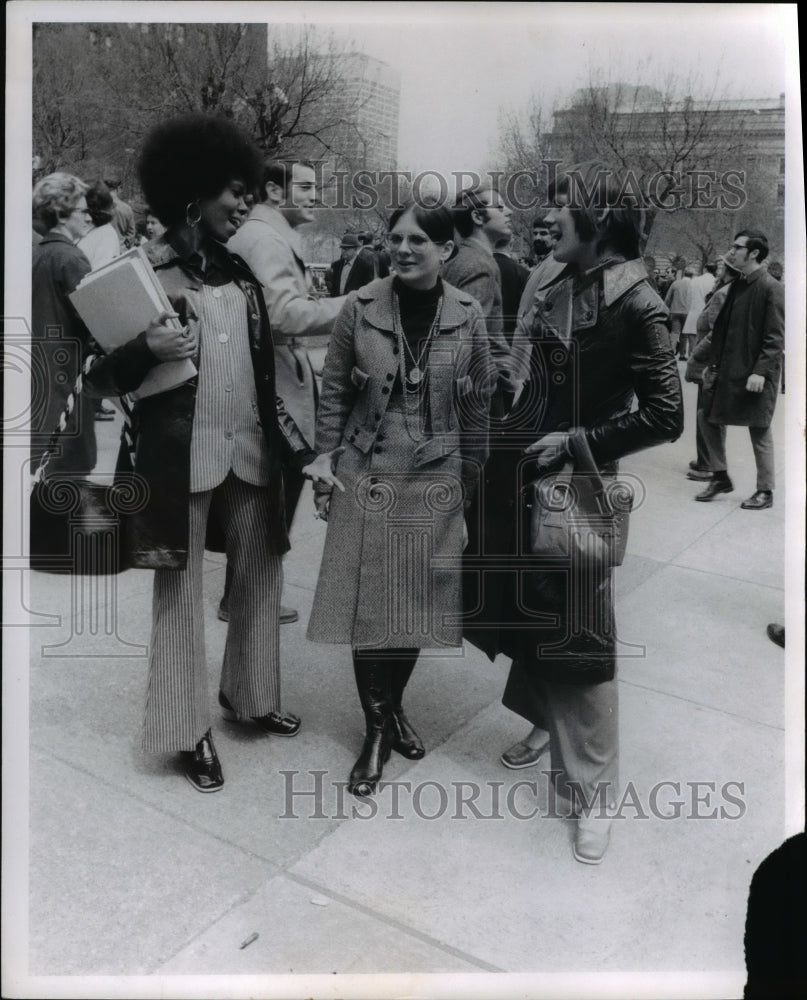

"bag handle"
[566,428,607,496]
[32,354,135,486]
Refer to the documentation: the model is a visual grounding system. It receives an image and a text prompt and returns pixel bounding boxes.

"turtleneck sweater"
[392,276,443,393]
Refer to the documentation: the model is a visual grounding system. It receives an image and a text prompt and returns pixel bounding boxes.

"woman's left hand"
[524,431,571,469]
[302,449,346,493]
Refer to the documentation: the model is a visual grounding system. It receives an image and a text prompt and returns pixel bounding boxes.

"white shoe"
[573,811,613,865]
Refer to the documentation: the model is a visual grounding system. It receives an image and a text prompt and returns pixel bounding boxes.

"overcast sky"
[326,4,793,176]
[12,2,795,181]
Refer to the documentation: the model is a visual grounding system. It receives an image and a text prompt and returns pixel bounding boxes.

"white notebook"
[69,246,196,399]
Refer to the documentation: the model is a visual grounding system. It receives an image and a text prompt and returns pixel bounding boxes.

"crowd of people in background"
[30,115,786,867]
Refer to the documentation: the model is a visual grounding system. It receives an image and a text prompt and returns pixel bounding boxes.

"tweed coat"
[441,236,512,374]
[701,266,784,428]
[84,233,312,569]
[307,277,495,650]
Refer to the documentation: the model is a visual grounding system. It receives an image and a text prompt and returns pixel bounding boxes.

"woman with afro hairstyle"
[86,114,340,793]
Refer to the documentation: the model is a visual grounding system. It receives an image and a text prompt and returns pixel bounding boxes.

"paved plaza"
[5,370,801,999]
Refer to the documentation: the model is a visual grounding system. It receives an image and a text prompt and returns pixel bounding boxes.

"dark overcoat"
[704,267,784,428]
[84,234,311,569]
[464,258,684,683]
[326,252,376,297]
[307,277,495,649]
[31,233,97,475]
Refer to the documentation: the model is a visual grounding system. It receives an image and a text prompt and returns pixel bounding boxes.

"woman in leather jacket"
[465,162,684,863]
[85,114,337,793]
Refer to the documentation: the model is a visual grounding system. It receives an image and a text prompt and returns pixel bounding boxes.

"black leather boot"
[349,656,394,797]
[389,651,425,760]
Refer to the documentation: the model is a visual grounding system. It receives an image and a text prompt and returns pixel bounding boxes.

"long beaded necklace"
[391,288,443,438]
[392,291,443,390]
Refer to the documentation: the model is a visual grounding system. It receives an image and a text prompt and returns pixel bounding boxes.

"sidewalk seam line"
[30,741,287,866]
[616,677,785,732]
[663,561,784,592]
[280,870,504,972]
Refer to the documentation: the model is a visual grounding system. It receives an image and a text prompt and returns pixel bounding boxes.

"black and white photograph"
[3,3,805,998]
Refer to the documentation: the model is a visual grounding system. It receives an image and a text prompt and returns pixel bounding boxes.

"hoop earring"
[185,201,202,228]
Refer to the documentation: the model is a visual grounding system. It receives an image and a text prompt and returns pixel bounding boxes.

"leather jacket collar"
[146,231,259,289]
[536,257,650,307]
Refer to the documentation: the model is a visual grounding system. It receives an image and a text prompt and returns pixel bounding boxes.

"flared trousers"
[142,472,283,752]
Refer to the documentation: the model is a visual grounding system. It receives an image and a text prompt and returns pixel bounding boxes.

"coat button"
[375,446,384,454]
[584,310,593,320]
[375,412,382,420]
[381,386,390,395]
[386,372,394,381]
[224,431,234,440]
[251,313,259,320]
[393,346,399,355]
[545,302,553,311]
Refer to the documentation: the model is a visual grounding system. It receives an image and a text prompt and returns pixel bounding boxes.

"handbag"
[29,356,140,575]
[526,429,633,570]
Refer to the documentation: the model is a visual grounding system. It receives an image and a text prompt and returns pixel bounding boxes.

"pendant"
[407,365,423,386]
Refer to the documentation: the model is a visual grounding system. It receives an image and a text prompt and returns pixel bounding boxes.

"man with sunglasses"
[694,230,784,510]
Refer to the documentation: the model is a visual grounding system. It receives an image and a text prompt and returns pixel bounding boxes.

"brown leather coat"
[465,258,684,682]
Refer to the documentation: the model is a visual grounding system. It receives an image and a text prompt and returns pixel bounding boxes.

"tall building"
[330,52,401,172]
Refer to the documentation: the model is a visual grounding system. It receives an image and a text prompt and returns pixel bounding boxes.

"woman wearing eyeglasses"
[304,201,496,796]
[31,172,97,476]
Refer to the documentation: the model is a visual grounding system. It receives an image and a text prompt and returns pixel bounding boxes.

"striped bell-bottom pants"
[142,472,283,752]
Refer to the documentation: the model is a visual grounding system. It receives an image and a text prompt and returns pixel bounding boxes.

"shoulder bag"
[526,428,633,569]
[29,356,143,575]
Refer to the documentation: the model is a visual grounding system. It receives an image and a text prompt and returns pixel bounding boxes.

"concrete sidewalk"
[11,373,796,998]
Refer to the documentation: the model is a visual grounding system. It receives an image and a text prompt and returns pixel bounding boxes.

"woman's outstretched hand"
[302,449,346,499]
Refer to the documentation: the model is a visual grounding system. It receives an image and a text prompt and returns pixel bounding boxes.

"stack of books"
[69,246,196,399]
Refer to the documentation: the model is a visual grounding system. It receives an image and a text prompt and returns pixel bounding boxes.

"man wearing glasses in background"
[694,230,785,510]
